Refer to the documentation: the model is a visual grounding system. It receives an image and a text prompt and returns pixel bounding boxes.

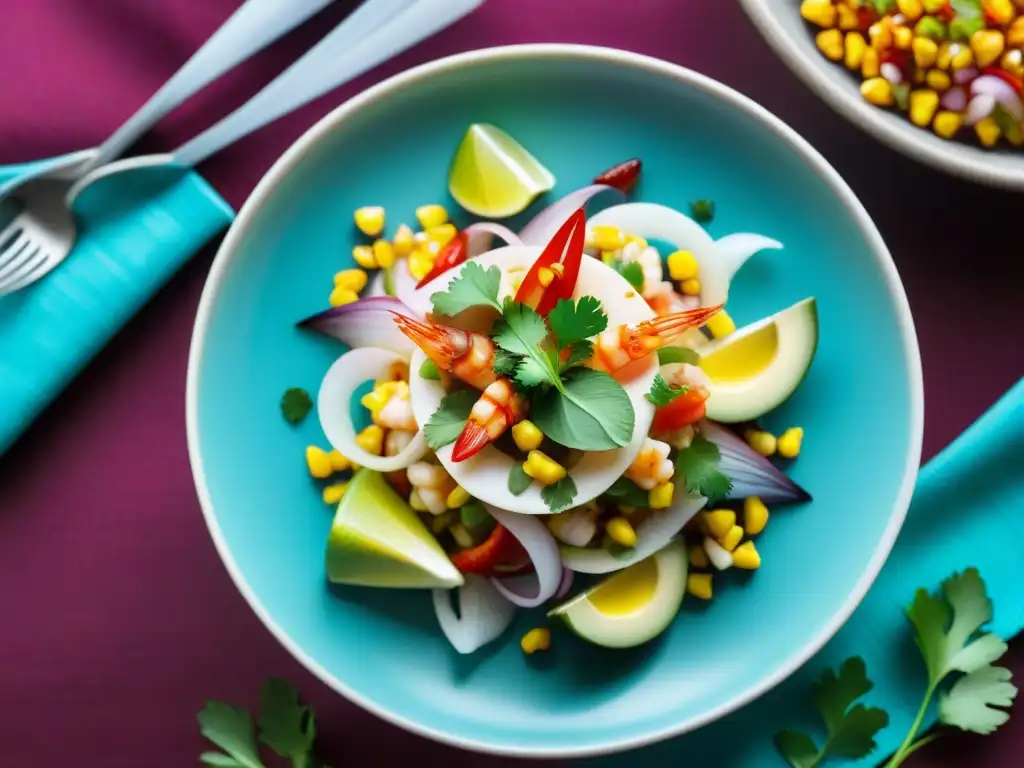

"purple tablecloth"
[2,1,1022,766]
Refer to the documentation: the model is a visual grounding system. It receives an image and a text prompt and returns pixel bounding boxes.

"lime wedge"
[448,123,555,218]
[326,469,463,589]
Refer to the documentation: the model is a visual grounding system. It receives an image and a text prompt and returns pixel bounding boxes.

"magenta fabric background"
[1,1,1022,766]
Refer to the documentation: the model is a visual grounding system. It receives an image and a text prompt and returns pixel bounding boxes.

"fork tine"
[0,246,45,296]
[0,233,36,278]
[0,216,23,254]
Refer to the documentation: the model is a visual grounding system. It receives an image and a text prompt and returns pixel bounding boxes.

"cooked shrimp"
[452,378,528,462]
[589,305,723,373]
[392,315,496,391]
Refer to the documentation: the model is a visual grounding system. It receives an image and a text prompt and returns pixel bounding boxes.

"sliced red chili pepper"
[514,207,586,317]
[415,231,469,288]
[449,523,515,575]
[593,158,642,193]
[651,388,710,434]
[983,66,1024,97]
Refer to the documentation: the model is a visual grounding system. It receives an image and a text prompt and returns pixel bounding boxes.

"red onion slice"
[517,184,624,245]
[554,567,575,600]
[966,93,997,126]
[464,221,523,256]
[298,296,416,356]
[941,86,968,113]
[699,420,811,504]
[432,575,516,655]
[485,505,562,608]
[971,75,1024,121]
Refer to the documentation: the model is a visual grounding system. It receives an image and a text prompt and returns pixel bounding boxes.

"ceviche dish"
[283,124,818,656]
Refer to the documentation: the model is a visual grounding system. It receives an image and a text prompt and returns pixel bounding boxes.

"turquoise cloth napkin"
[0,156,234,454]
[589,377,1024,767]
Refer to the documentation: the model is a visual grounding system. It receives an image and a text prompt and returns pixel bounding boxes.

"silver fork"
[0,0,340,297]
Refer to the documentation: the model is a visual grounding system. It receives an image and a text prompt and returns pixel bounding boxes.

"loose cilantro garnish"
[690,199,715,224]
[418,359,441,381]
[541,476,578,513]
[657,346,700,366]
[492,297,560,389]
[508,464,533,495]
[613,259,645,291]
[674,435,732,503]
[429,261,502,316]
[645,373,688,408]
[601,476,650,508]
[199,679,326,768]
[532,367,634,451]
[562,339,595,369]
[423,390,477,450]
[548,296,608,348]
[280,388,313,425]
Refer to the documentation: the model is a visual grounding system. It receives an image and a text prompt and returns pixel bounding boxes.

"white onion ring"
[464,221,523,256]
[432,575,516,654]
[517,184,624,245]
[971,75,1024,121]
[554,567,575,600]
[318,347,428,471]
[486,504,563,608]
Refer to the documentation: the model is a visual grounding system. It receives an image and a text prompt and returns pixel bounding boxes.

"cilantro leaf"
[423,390,478,450]
[429,261,502,316]
[563,340,594,370]
[492,297,559,387]
[508,464,533,495]
[774,657,889,768]
[541,476,578,513]
[614,260,645,291]
[939,665,1018,734]
[493,348,521,378]
[418,359,441,381]
[674,435,731,503]
[548,296,608,348]
[645,373,688,408]
[657,346,700,366]
[257,679,316,768]
[601,476,650,508]
[690,199,715,224]
[870,0,898,12]
[531,368,634,450]
[281,388,313,425]
[949,0,981,17]
[516,355,553,388]
[198,701,265,768]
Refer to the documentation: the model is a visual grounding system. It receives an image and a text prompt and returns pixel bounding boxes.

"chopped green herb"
[893,83,910,112]
[429,261,502,316]
[657,346,700,366]
[493,348,521,378]
[547,296,608,349]
[993,105,1023,145]
[949,0,981,17]
[508,464,533,495]
[562,340,595,370]
[541,476,578,513]
[423,390,478,450]
[280,388,313,426]
[613,260,645,291]
[690,199,715,224]
[939,665,1018,735]
[531,367,634,451]
[418,359,441,381]
[459,499,492,531]
[646,373,688,408]
[949,14,984,40]
[492,297,560,389]
[199,701,264,768]
[601,476,650,508]
[674,435,732,503]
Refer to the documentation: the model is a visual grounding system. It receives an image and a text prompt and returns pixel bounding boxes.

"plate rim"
[185,42,924,758]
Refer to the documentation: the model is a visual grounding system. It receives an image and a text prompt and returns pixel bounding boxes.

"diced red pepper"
[880,49,910,77]
[450,523,517,575]
[515,208,586,317]
[937,2,955,22]
[983,66,1024,97]
[416,231,469,288]
[651,388,710,434]
[593,158,642,193]
[856,6,878,30]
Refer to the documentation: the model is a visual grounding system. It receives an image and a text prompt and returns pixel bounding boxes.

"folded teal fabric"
[590,377,1024,767]
[0,156,234,454]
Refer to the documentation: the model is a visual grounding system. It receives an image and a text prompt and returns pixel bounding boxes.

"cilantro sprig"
[674,435,732,503]
[429,261,502,316]
[645,373,688,408]
[423,390,477,450]
[281,388,313,425]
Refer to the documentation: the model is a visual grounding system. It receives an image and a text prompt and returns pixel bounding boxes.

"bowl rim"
[186,42,925,758]
[737,0,1024,191]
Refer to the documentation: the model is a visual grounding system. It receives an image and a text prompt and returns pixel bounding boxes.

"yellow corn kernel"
[933,110,964,139]
[861,77,895,106]
[352,244,378,269]
[689,544,710,569]
[322,482,348,505]
[936,42,954,70]
[392,223,415,257]
[1009,18,1024,48]
[868,21,893,51]
[549,262,565,278]
[745,429,777,457]
[511,420,544,452]
[837,3,860,29]
[777,427,804,459]
[328,450,350,473]
[861,46,881,78]
[329,287,359,307]
[909,89,940,127]
[306,446,333,479]
[704,508,737,539]
[606,517,638,548]
[415,204,449,230]
[334,268,369,293]
[986,0,1016,25]
[897,0,924,19]
[744,496,770,535]
[720,524,745,552]
[706,309,736,339]
[589,225,626,251]
[522,450,567,486]
[538,267,555,288]
[951,43,974,70]
[817,28,845,61]
[600,251,618,265]
[1002,48,1024,79]
[913,36,939,68]
[923,0,947,10]
[408,250,434,281]
[680,277,702,296]
[361,381,401,416]
[667,249,699,281]
[925,68,951,91]
[733,541,762,570]
[353,206,385,237]
[975,117,1002,147]
[426,223,457,247]
[409,489,428,512]
[893,25,913,50]
[625,234,649,248]
[446,485,471,509]
[521,627,551,654]
[649,481,675,510]
[687,573,713,600]
[800,0,837,27]
[372,239,395,269]
[971,30,1006,68]
[845,32,868,70]
[355,425,384,456]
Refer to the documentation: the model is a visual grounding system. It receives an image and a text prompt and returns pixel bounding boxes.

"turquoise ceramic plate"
[187,45,923,757]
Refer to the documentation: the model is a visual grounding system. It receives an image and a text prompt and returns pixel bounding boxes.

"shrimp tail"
[638,304,724,339]
[392,313,454,361]
[451,421,492,462]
